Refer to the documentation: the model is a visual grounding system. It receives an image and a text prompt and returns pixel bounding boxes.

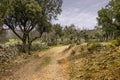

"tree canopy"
[97,0,120,39]
[0,0,63,53]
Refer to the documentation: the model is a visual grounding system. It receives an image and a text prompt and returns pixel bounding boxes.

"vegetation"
[0,0,120,80]
[97,0,120,41]
[0,0,62,53]
[111,38,120,47]
[87,42,101,52]
[69,43,120,80]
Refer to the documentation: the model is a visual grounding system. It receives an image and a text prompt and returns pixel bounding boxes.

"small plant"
[5,39,21,47]
[111,38,120,47]
[88,42,101,52]
[32,41,49,51]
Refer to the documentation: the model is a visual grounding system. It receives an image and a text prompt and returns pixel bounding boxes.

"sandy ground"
[3,46,70,80]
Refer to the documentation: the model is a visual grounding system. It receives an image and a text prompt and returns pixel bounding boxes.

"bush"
[0,46,19,64]
[88,42,101,52]
[31,41,49,51]
[5,39,21,47]
[111,38,120,47]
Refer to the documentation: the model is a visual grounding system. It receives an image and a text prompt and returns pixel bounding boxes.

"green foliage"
[52,24,64,37]
[0,0,63,53]
[111,38,120,47]
[97,0,120,39]
[88,42,101,52]
[5,39,21,47]
[31,41,49,51]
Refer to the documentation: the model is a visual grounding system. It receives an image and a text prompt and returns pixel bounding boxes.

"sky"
[54,0,110,29]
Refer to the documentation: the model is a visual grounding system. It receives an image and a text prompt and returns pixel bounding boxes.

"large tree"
[0,0,62,53]
[97,0,120,40]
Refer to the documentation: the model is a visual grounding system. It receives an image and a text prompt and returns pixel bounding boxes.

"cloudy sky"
[54,0,110,29]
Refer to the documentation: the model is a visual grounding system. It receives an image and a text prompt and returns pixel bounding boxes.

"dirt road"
[4,46,70,80]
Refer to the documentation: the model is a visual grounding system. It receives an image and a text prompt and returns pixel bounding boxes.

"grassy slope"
[69,43,120,80]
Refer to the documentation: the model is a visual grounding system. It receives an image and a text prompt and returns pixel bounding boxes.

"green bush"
[5,39,21,47]
[31,42,49,51]
[88,42,101,52]
[111,38,120,47]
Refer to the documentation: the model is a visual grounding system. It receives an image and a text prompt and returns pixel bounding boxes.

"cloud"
[53,0,110,29]
[54,11,97,29]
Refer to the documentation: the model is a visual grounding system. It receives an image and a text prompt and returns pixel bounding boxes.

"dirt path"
[4,46,70,80]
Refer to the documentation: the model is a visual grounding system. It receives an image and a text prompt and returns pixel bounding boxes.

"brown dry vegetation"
[69,43,120,80]
[0,43,120,80]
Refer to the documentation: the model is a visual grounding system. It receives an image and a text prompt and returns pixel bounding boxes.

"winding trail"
[4,46,70,80]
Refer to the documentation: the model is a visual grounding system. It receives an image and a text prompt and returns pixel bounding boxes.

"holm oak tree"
[0,0,62,53]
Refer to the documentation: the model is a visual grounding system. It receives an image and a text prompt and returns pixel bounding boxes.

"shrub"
[111,38,120,47]
[0,46,19,64]
[5,39,21,47]
[88,42,101,52]
[31,41,49,51]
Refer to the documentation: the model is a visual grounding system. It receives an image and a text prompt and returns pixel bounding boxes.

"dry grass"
[69,43,120,80]
[35,56,51,71]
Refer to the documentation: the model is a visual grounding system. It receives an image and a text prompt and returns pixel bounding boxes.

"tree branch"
[6,23,23,40]
[30,36,40,43]
[19,23,24,32]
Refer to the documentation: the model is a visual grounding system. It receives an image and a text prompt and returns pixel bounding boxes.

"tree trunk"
[22,40,27,53]
[28,36,40,54]
[28,34,31,55]
[22,34,27,53]
[28,43,31,54]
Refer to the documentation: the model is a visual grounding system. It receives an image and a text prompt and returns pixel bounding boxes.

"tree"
[53,24,63,37]
[41,24,63,45]
[97,0,120,40]
[0,21,2,31]
[64,24,77,44]
[52,24,64,44]
[0,0,62,53]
